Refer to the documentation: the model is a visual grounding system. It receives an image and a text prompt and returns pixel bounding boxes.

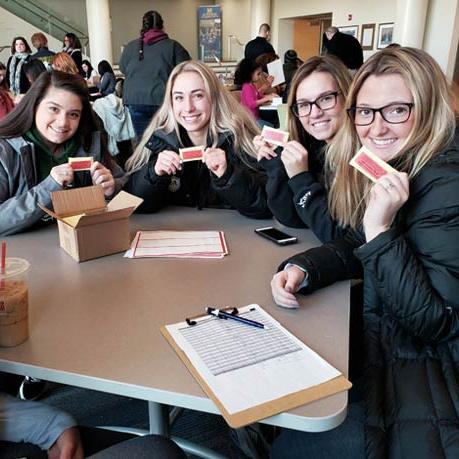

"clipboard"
[161,304,351,428]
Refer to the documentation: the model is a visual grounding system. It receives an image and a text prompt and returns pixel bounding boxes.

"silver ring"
[384,182,395,191]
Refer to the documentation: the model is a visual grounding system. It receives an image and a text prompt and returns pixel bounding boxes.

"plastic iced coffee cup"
[0,258,30,347]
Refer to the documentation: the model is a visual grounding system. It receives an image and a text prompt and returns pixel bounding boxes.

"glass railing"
[0,0,87,43]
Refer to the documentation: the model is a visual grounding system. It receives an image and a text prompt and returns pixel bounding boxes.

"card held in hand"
[261,126,289,146]
[349,146,397,182]
[179,146,205,162]
[69,157,94,171]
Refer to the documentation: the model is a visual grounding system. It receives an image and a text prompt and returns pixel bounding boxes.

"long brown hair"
[287,55,352,148]
[0,70,97,152]
[327,47,456,228]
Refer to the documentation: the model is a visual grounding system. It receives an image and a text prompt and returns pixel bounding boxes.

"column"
[86,0,113,66]
[250,0,271,38]
[394,0,429,47]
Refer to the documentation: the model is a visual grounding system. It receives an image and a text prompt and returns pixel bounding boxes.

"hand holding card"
[261,126,289,147]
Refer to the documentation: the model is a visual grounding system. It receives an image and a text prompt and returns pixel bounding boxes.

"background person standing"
[120,10,191,141]
[244,23,275,62]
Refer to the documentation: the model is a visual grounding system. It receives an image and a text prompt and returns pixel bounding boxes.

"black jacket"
[244,37,275,62]
[323,31,363,70]
[120,37,190,106]
[281,135,459,457]
[125,128,271,219]
[260,138,346,243]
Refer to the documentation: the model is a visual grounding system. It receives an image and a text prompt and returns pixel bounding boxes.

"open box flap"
[107,191,144,213]
[51,186,107,216]
[70,207,134,228]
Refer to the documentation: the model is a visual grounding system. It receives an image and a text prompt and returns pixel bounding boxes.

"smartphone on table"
[254,227,298,245]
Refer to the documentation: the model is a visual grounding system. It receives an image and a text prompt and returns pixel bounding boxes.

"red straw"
[0,241,5,275]
[0,240,5,289]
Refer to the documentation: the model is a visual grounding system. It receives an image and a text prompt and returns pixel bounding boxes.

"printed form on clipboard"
[161,304,351,428]
[125,230,228,259]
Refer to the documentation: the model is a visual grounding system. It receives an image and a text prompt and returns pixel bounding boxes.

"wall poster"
[198,5,222,62]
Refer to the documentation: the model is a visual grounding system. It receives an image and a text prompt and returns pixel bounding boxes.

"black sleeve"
[289,172,347,243]
[211,154,272,219]
[278,230,364,293]
[123,135,173,213]
[355,189,459,344]
[259,156,306,228]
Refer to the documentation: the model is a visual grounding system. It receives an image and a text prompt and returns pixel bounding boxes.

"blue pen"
[206,307,269,329]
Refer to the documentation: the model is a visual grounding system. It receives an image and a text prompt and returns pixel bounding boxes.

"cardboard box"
[41,186,143,262]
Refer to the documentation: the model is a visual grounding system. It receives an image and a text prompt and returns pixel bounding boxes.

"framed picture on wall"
[377,23,394,49]
[361,24,375,50]
[338,25,359,39]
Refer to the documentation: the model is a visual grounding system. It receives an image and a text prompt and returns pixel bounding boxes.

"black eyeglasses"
[347,103,414,126]
[291,91,341,117]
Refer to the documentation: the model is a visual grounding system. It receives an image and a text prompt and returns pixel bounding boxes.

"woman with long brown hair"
[255,54,352,242]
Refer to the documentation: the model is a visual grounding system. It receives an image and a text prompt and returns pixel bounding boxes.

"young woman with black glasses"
[254,55,352,243]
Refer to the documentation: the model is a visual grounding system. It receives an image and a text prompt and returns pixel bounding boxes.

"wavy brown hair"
[286,54,352,148]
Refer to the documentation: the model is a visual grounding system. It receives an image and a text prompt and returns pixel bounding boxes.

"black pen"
[206,307,269,329]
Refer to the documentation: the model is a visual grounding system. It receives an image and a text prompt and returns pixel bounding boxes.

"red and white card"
[69,157,94,171]
[179,146,205,162]
[261,126,289,146]
[349,147,397,182]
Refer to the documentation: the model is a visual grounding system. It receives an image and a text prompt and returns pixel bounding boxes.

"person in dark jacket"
[270,47,459,458]
[244,23,275,62]
[120,10,191,140]
[30,32,55,68]
[96,60,116,96]
[0,70,125,237]
[125,60,270,219]
[62,33,83,75]
[255,55,352,243]
[323,26,363,71]
[0,62,14,120]
[6,36,32,96]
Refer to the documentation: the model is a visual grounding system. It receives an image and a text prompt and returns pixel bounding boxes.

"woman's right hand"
[271,266,305,309]
[280,140,309,178]
[253,135,278,161]
[50,164,74,187]
[154,150,182,176]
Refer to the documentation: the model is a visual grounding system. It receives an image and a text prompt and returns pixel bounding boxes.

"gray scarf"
[8,52,28,95]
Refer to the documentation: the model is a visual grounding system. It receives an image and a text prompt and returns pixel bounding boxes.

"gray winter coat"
[0,132,125,236]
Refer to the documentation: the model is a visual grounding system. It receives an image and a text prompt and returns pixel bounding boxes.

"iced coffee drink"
[0,258,30,347]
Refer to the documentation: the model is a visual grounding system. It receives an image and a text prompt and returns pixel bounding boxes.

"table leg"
[148,401,170,436]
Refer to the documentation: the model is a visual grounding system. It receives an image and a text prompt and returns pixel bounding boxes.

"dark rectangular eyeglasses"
[291,91,340,118]
[347,103,414,126]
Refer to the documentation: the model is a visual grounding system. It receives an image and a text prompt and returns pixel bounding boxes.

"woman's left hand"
[363,172,409,242]
[91,161,116,197]
[203,148,227,178]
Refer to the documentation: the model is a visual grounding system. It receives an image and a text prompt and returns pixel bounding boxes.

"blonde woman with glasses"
[254,55,352,242]
[125,60,270,219]
[270,47,459,458]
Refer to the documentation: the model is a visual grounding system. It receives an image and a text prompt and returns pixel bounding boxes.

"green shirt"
[24,127,80,183]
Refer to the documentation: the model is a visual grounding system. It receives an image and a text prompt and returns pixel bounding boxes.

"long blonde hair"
[327,47,456,228]
[125,60,260,172]
[287,55,352,145]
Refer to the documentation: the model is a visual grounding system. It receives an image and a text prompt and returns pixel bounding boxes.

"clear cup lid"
[0,258,30,279]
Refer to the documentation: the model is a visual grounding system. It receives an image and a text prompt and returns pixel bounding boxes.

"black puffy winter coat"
[125,128,271,219]
[282,135,459,458]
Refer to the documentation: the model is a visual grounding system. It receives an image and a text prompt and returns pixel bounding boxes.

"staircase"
[0,0,87,44]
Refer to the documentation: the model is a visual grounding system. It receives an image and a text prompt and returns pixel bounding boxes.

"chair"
[277,103,288,131]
